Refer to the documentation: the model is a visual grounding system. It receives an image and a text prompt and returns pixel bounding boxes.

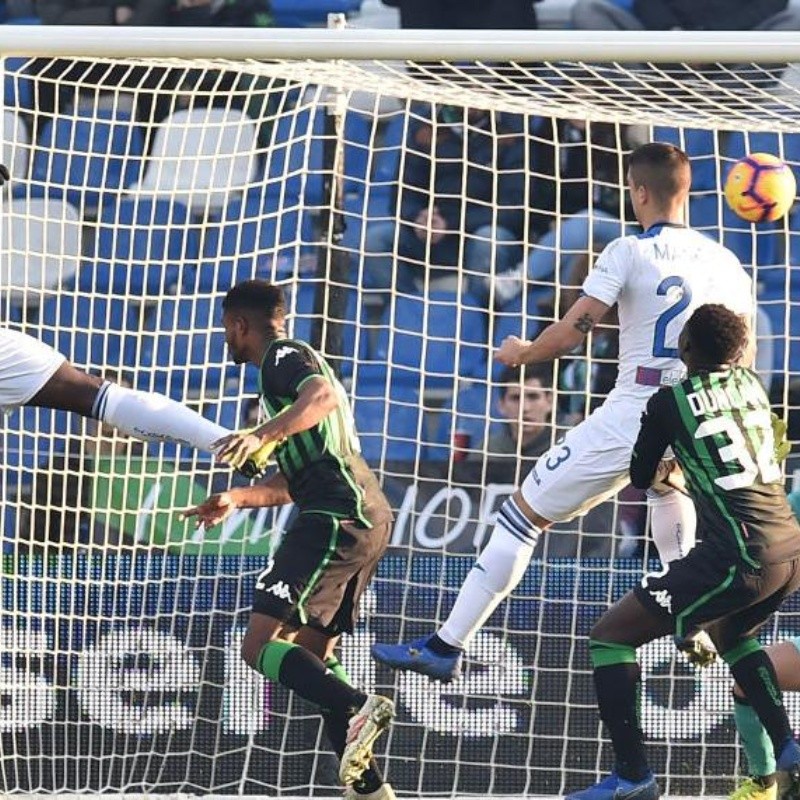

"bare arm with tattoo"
[496,294,612,366]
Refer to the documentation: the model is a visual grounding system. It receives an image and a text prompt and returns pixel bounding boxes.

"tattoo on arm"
[573,313,595,335]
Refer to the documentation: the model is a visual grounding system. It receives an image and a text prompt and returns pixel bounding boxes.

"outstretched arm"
[496,294,611,366]
[215,376,338,467]
[180,472,292,528]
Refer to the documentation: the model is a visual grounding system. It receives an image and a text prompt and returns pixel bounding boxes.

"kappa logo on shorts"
[274,346,297,366]
[265,580,293,602]
[649,588,673,614]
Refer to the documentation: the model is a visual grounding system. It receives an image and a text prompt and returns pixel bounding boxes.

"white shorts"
[520,395,647,523]
[0,328,66,414]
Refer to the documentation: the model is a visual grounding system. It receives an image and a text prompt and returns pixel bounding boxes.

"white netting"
[1,34,799,798]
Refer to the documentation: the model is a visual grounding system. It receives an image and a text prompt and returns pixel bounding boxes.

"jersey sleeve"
[581,237,629,306]
[261,341,323,399]
[629,389,676,490]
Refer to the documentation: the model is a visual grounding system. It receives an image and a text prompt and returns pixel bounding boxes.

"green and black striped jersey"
[630,366,800,567]
[259,338,392,526]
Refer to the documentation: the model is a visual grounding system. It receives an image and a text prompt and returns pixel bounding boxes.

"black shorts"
[636,543,800,651]
[251,511,390,636]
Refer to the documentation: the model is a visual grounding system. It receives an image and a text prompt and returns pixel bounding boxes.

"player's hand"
[179,492,237,529]
[0,164,10,186]
[495,335,529,367]
[771,412,791,463]
[675,632,717,669]
[651,458,686,494]
[214,429,269,470]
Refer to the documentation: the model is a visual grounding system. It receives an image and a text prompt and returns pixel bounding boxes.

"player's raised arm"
[495,293,611,366]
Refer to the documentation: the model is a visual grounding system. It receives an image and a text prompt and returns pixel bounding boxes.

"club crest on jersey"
[274,346,296,366]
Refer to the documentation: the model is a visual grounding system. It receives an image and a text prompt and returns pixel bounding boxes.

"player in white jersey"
[372,142,755,682]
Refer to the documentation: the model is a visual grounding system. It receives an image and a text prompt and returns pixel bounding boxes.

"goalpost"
[1,25,800,799]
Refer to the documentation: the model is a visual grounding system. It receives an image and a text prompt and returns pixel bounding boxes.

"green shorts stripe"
[295,516,339,625]
[675,564,736,638]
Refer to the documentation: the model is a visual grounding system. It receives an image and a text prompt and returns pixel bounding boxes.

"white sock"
[93,381,229,452]
[439,497,540,648]
[647,488,697,564]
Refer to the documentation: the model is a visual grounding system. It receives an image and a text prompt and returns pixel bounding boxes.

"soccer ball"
[723,152,797,223]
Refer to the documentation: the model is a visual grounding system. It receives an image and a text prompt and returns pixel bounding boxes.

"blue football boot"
[371,636,463,683]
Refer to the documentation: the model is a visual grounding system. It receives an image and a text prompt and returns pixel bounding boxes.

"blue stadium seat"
[351,365,423,464]
[343,110,375,195]
[375,291,489,391]
[89,197,196,297]
[195,187,311,292]
[290,281,365,376]
[265,106,325,208]
[38,287,137,370]
[654,126,719,190]
[4,407,71,471]
[269,0,361,26]
[687,195,779,267]
[4,57,33,112]
[427,382,496,462]
[138,296,229,398]
[28,108,145,210]
[365,111,407,219]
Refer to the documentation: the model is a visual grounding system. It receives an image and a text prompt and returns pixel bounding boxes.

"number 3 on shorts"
[545,444,571,471]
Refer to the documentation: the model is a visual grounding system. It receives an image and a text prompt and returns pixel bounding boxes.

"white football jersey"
[582,223,753,400]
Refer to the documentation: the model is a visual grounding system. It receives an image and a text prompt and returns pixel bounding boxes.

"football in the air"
[723,152,797,223]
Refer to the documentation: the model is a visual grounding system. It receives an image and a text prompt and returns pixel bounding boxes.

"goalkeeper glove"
[771,412,791,463]
[232,427,278,480]
[675,631,717,669]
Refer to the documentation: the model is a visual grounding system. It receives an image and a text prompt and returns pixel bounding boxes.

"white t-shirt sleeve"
[581,237,629,307]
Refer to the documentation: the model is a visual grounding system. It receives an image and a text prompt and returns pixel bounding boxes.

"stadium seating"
[38,286,137,369]
[427,381,497,462]
[27,108,145,211]
[4,57,33,112]
[1,196,82,310]
[351,364,423,464]
[129,106,258,216]
[265,104,325,208]
[89,197,196,298]
[2,110,28,187]
[138,296,230,399]
[269,0,362,27]
[375,291,489,392]
[195,186,312,292]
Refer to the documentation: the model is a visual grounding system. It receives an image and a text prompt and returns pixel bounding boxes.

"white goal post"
[1,26,800,800]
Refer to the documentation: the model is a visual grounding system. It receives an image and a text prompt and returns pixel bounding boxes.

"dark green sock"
[256,641,366,717]
[323,656,384,794]
[734,694,776,777]
[590,640,650,783]
[725,642,792,756]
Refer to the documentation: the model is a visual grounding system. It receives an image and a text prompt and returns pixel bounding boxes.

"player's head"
[679,303,748,371]
[497,363,554,444]
[627,142,691,224]
[222,280,287,364]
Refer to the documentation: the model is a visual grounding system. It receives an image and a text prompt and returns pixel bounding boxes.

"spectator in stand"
[467,363,554,468]
[571,0,800,31]
[491,118,637,310]
[380,0,539,29]
[359,104,531,300]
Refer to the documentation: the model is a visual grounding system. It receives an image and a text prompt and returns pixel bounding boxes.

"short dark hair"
[222,279,286,322]
[684,303,748,365]
[628,142,691,205]
[498,362,554,399]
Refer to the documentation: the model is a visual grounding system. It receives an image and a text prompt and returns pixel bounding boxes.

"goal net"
[1,27,799,798]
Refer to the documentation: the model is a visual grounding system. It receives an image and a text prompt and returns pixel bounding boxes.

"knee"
[241,632,264,670]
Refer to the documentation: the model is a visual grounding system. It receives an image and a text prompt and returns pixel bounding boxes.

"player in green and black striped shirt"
[568,304,800,800]
[182,280,395,799]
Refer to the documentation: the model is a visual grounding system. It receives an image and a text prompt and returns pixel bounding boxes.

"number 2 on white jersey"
[652,276,693,358]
